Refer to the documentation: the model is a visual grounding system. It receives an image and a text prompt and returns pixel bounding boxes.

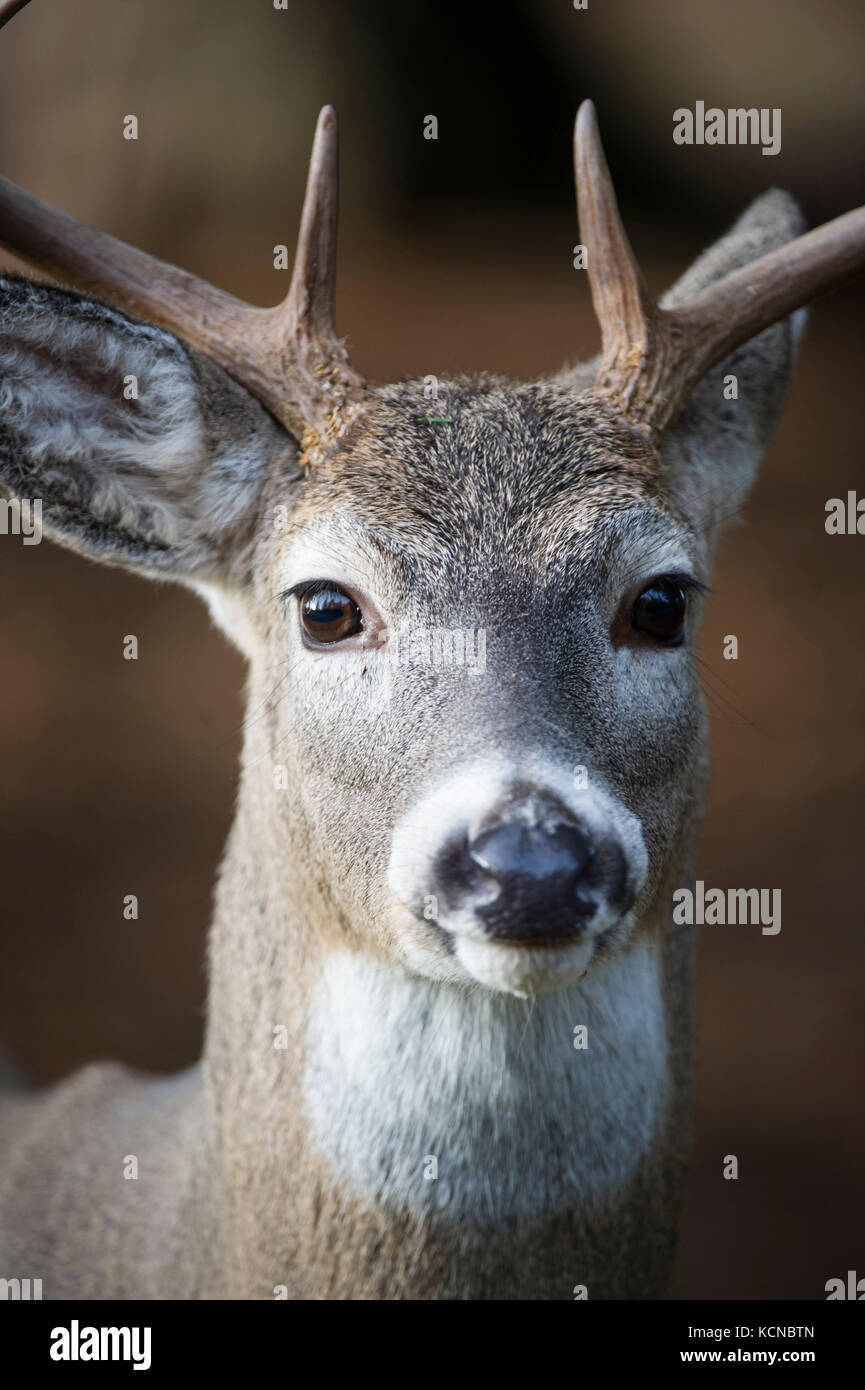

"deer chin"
[392,901,624,998]
[452,933,597,997]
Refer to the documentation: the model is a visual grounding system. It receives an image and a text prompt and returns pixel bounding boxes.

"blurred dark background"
[0,0,863,1300]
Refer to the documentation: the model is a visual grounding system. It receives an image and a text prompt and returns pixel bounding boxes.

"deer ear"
[0,276,297,586]
[659,190,807,541]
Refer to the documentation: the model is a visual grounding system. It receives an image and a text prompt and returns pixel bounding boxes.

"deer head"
[2,2,864,1005]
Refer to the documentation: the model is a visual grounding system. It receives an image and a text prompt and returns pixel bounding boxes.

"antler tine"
[260,105,366,436]
[574,100,663,414]
[276,105,340,343]
[0,115,363,433]
[0,145,357,434]
[575,99,865,437]
[0,0,31,28]
[657,206,865,433]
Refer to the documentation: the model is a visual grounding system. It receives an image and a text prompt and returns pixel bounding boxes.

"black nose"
[469,818,593,891]
[434,793,626,944]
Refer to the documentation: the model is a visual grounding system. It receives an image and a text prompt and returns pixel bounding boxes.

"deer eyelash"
[657,572,710,595]
[278,579,338,603]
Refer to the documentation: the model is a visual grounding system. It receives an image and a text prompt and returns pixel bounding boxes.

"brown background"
[0,0,863,1299]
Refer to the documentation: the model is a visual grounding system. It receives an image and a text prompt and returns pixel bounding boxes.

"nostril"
[468,821,594,885]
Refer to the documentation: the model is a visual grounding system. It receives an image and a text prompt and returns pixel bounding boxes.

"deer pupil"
[301,587,361,644]
[632,580,687,642]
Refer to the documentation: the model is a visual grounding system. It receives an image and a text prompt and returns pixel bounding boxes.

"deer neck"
[200,749,694,1298]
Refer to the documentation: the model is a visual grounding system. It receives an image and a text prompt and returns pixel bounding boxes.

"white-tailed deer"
[1,0,864,1299]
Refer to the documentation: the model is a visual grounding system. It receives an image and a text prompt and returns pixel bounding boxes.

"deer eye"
[299,585,362,645]
[630,578,688,644]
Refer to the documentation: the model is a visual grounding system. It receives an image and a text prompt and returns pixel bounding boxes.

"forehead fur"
[284,377,678,576]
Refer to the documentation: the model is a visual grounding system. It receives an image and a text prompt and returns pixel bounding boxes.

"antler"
[575,99,865,436]
[0,1,31,26]
[0,2,364,438]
